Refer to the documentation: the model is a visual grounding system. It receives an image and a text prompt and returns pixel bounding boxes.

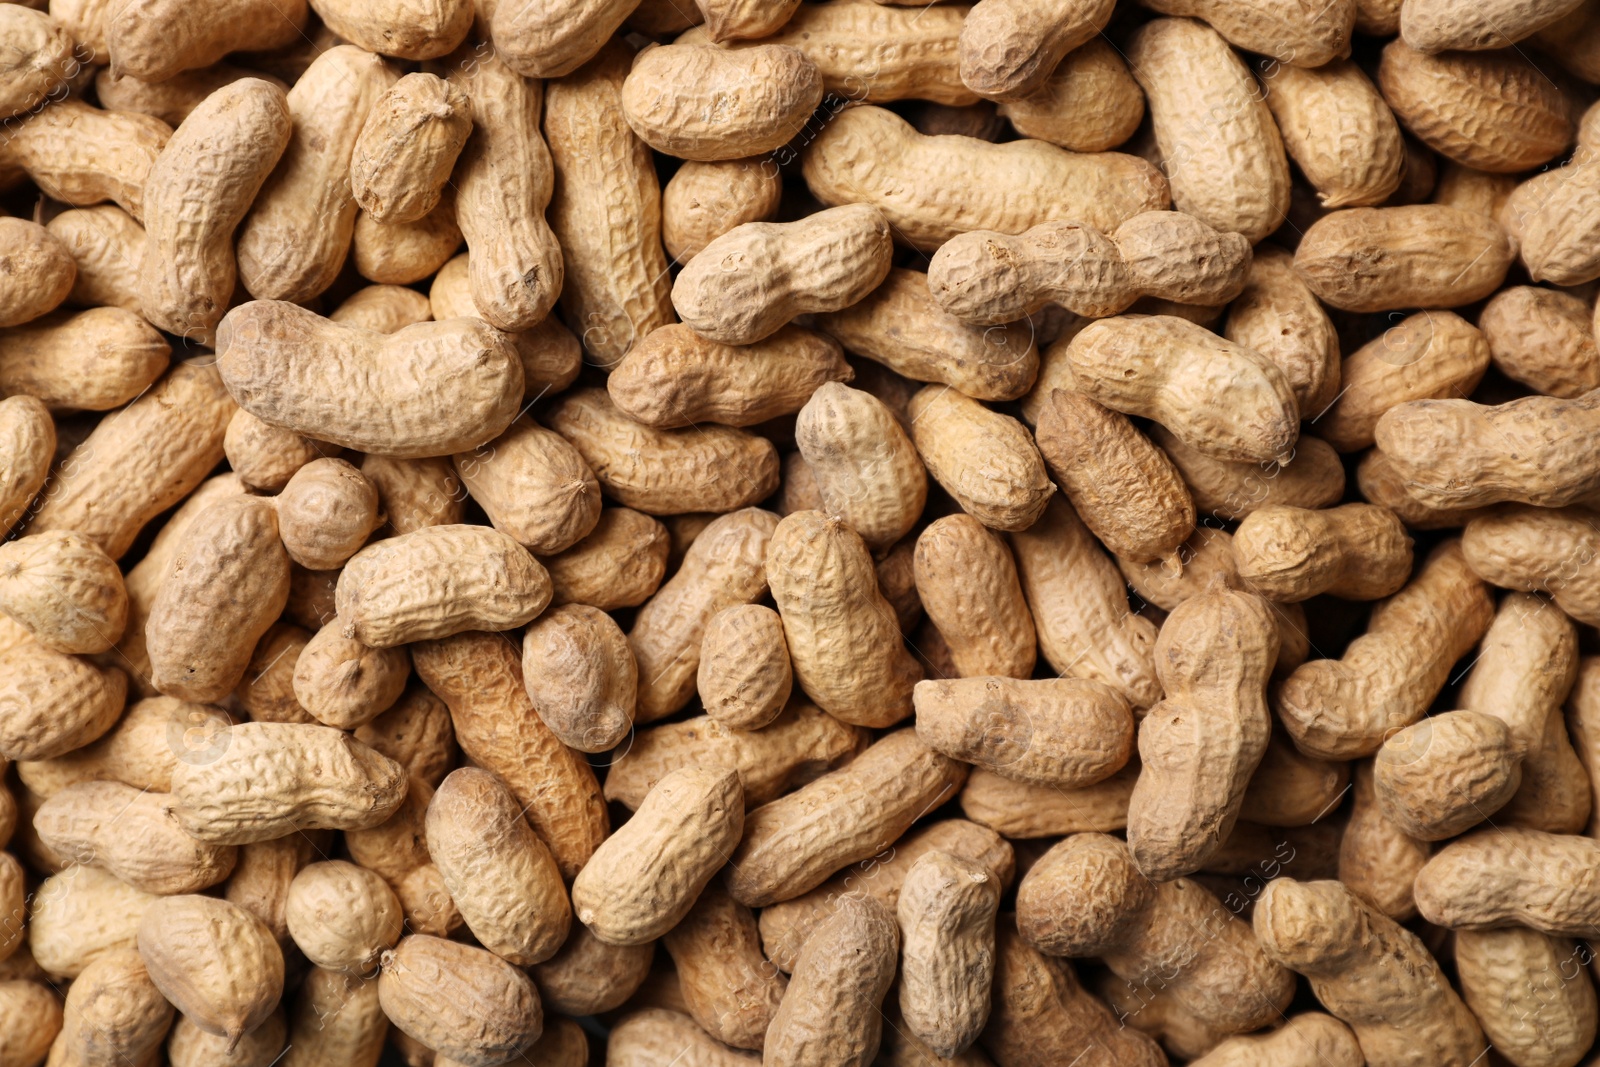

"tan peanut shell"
[1455,927,1598,1067]
[543,507,670,610]
[351,73,470,224]
[1237,733,1349,827]
[914,676,1132,788]
[427,254,583,396]
[30,865,157,978]
[331,283,433,333]
[573,768,743,945]
[662,882,784,1050]
[1374,711,1521,840]
[604,699,866,810]
[35,780,236,895]
[995,37,1142,152]
[0,6,73,120]
[1480,286,1600,398]
[1263,59,1403,208]
[427,767,571,965]
[95,62,286,127]
[1223,245,1340,414]
[1294,205,1513,312]
[547,388,780,515]
[802,104,1168,251]
[0,636,125,761]
[48,946,174,1067]
[411,630,609,877]
[532,924,653,1016]
[1461,592,1581,766]
[1068,315,1299,465]
[1254,878,1486,1066]
[896,850,999,1058]
[795,381,927,551]
[284,860,403,973]
[0,394,51,538]
[1144,0,1354,64]
[168,1010,286,1067]
[696,603,791,730]
[913,514,1035,679]
[344,776,432,885]
[276,457,381,570]
[766,510,923,727]
[108,0,307,81]
[311,0,472,58]
[282,966,388,1067]
[0,530,126,654]
[353,684,457,788]
[1155,426,1345,522]
[0,980,61,1067]
[956,0,1112,100]
[1378,40,1573,173]
[726,729,966,907]
[394,862,462,940]
[1189,1012,1361,1067]
[225,410,334,493]
[1233,504,1413,602]
[0,306,168,413]
[453,417,599,555]
[1463,506,1600,627]
[661,158,782,262]
[544,41,674,369]
[0,100,170,222]
[522,604,635,752]
[1316,309,1489,452]
[1402,0,1584,51]
[1501,703,1593,834]
[0,218,72,328]
[1415,827,1600,935]
[18,695,228,797]
[378,935,542,1067]
[360,455,465,536]
[764,893,898,1067]
[235,623,314,724]
[1338,760,1427,921]
[136,895,284,1052]
[607,1009,759,1067]
[352,198,463,285]
[169,722,406,844]
[622,43,821,160]
[292,622,409,731]
[907,386,1053,531]
[1276,541,1493,759]
[216,300,522,459]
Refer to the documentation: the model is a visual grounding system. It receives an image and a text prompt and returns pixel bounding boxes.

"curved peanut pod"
[907,385,1053,532]
[1414,827,1600,936]
[311,0,473,59]
[0,638,125,762]
[136,895,284,1053]
[1373,710,1521,841]
[662,157,783,262]
[1142,0,1354,66]
[802,105,1168,251]
[1463,506,1600,627]
[1067,314,1299,465]
[607,1009,762,1067]
[897,850,1000,1058]
[1234,503,1414,602]
[0,7,75,121]
[217,300,522,459]
[0,306,169,413]
[795,381,927,551]
[0,217,74,327]
[0,394,51,538]
[490,0,640,78]
[1262,60,1403,209]
[453,417,601,556]
[1455,927,1598,1067]
[957,0,1114,100]
[663,882,786,1050]
[36,781,236,895]
[1224,245,1341,414]
[1155,426,1344,523]
[696,603,791,731]
[51,948,174,1067]
[0,100,170,221]
[378,935,542,1067]
[109,0,308,81]
[764,894,898,1065]
[351,73,471,224]
[0,530,127,654]
[914,514,1035,678]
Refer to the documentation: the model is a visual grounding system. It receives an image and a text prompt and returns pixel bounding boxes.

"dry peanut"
[794,381,926,551]
[330,284,433,334]
[0,6,72,120]
[802,104,1167,251]
[1480,286,1600,398]
[1338,760,1427,921]
[0,635,125,761]
[379,935,542,1067]
[311,0,472,58]
[0,530,125,653]
[543,507,669,610]
[982,925,1165,1067]
[412,630,608,877]
[1373,711,1521,840]
[1461,505,1600,623]
[520,604,635,751]
[169,721,406,844]
[1148,0,1355,64]
[1223,245,1340,413]
[914,676,1132,789]
[1069,314,1298,465]
[1155,426,1344,522]
[767,510,923,727]
[994,36,1142,151]
[0,218,72,327]
[764,893,898,1067]
[354,683,457,789]
[1276,540,1493,759]
[275,457,382,570]
[532,925,653,1016]
[393,863,462,939]
[224,410,335,494]
[234,623,314,724]
[1353,452,1481,528]
[1016,833,1294,1033]
[1501,702,1594,835]
[661,882,785,1050]
[146,495,290,702]
[136,895,284,1052]
[1315,309,1489,452]
[352,197,463,285]
[1097,978,1227,1062]
[0,394,48,539]
[224,834,337,942]
[1375,390,1600,511]
[29,865,156,978]
[1129,18,1288,241]
[1432,159,1517,219]
[0,100,169,221]
[1294,205,1513,312]
[1379,41,1574,173]
[35,780,235,894]
[426,253,583,396]
[913,514,1035,678]
[108,0,305,81]
[94,63,285,128]
[1455,927,1597,1067]
[168,1010,286,1067]
[1255,878,1484,1066]
[218,300,522,459]
[604,699,867,810]
[622,42,821,160]
[956,0,1112,100]
[896,850,1000,1057]
[18,695,227,797]
[1126,582,1277,880]
[360,455,465,537]
[1262,60,1403,209]
[47,946,172,1067]
[661,158,782,262]
[280,967,386,1067]
[726,729,966,907]
[344,776,431,885]
[1402,0,1585,51]
[607,1008,759,1067]
[138,78,290,339]
[908,386,1053,531]
[291,621,409,730]
[1189,1013,1361,1067]
[0,306,168,412]
[350,73,469,225]
[1233,503,1413,602]
[1237,734,1349,827]
[284,860,403,973]
[0,981,61,1066]
[1502,154,1600,285]
[1415,827,1600,935]
[695,603,791,730]
[453,417,599,555]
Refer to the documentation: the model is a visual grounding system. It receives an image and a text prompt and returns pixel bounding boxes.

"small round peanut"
[696,603,792,731]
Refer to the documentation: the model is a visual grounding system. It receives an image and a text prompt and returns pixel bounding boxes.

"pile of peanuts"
[4,0,1600,1064]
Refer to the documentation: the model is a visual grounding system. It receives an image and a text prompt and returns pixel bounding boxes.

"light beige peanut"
[607,1009,759,1067]
[280,967,387,1067]
[291,621,409,730]
[521,604,635,752]
[544,41,673,369]
[35,780,235,895]
[379,935,542,1067]
[1462,505,1600,626]
[895,850,999,1058]
[913,676,1132,788]
[233,623,314,725]
[169,721,406,845]
[275,457,382,570]
[1372,711,1521,841]
[547,388,779,515]
[487,0,637,78]
[452,417,599,555]
[308,0,472,59]
[726,729,966,907]
[1356,454,1492,528]
[1432,159,1517,219]
[426,768,570,966]
[1188,1013,1361,1067]
[1233,503,1413,602]
[1480,286,1600,398]
[1016,833,1294,1033]
[1414,827,1600,936]
[445,46,562,331]
[334,524,550,648]
[695,603,790,731]
[1501,700,1594,835]
[1155,426,1344,523]
[146,495,290,702]
[661,158,782,262]
[995,36,1143,152]
[0,634,125,761]
[1379,40,1574,173]
[1454,927,1597,1067]
[908,386,1053,531]
[168,1010,287,1067]
[360,455,465,537]
[0,530,125,654]
[766,510,923,727]
[344,775,431,887]
[604,698,866,810]
[802,104,1167,251]
[136,895,284,1053]
[913,514,1035,679]
[426,253,583,396]
[672,203,891,346]
[1338,760,1427,921]
[1144,0,1355,64]
[352,683,457,789]
[794,381,926,551]
[18,695,227,798]
[1254,878,1487,1067]
[330,284,433,333]
[107,0,306,80]
[609,324,850,429]
[224,410,334,494]
[46,946,172,1067]
[627,507,777,721]
[94,62,285,127]
[138,78,290,340]
[217,300,522,459]
[29,865,156,979]
[0,5,73,120]
[543,507,669,610]
[0,394,49,539]
[1008,496,1160,708]
[927,211,1250,325]
[2,307,166,416]
[1125,582,1278,880]
[0,100,170,221]
[1262,59,1403,210]
[0,217,72,328]
[1237,734,1349,827]
[1402,0,1586,51]
[763,893,898,1067]
[352,197,463,285]
[661,882,785,1051]
[1275,541,1493,759]
[1375,390,1600,511]
[1294,205,1513,312]
[1315,309,1490,452]
[1128,18,1288,241]
[1223,245,1340,414]
[532,925,653,1017]
[956,0,1112,101]
[0,979,62,1066]
[350,74,470,225]
[284,860,402,974]
[1501,155,1600,286]
[392,862,462,939]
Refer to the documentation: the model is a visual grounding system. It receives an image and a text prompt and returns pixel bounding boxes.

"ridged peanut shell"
[378,935,542,1067]
[0,394,51,537]
[914,514,1035,679]
[622,43,822,160]
[530,925,654,1016]
[136,895,284,1052]
[1373,711,1521,840]
[276,457,381,570]
[224,409,335,494]
[49,947,173,1067]
[696,603,792,730]
[453,417,601,555]
[956,0,1113,100]
[764,894,898,1067]
[0,307,168,413]
[35,781,237,895]
[0,217,73,327]
[1142,0,1354,66]
[291,621,410,731]
[907,386,1052,531]
[1223,245,1341,414]
[795,381,927,551]
[285,860,403,972]
[29,865,156,979]
[108,0,307,81]
[1262,59,1403,209]
[996,37,1144,152]
[896,850,1000,1058]
[351,73,470,223]
[662,158,783,262]
[1293,206,1514,312]
[0,531,126,653]
[542,507,669,611]
[1481,286,1600,398]
[0,981,62,1066]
